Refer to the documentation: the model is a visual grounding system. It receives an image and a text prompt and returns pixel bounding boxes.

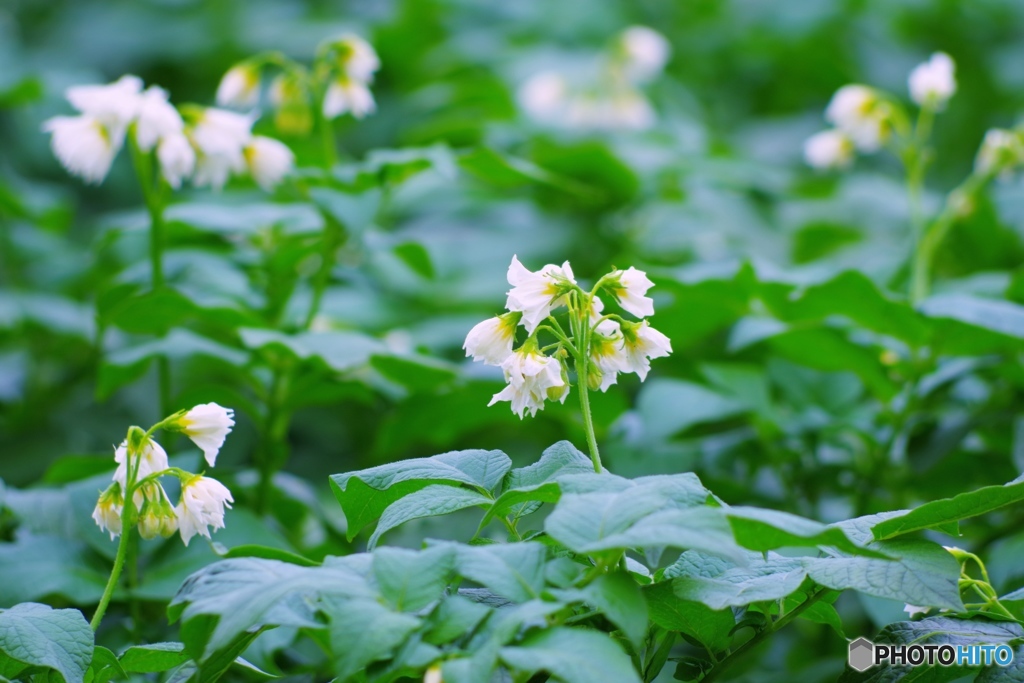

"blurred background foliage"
[4,0,1024,677]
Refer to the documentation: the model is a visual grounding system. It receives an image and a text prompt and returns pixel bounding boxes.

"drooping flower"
[113,437,170,488]
[505,255,576,335]
[804,129,855,170]
[519,71,568,123]
[908,52,956,110]
[975,129,1024,175]
[136,481,178,540]
[157,133,196,189]
[322,78,376,119]
[605,266,655,318]
[171,403,235,467]
[589,320,629,392]
[619,320,672,380]
[464,312,522,365]
[269,74,313,135]
[134,86,184,152]
[176,475,234,546]
[335,34,381,83]
[65,74,143,139]
[216,63,261,109]
[423,666,443,683]
[618,26,671,82]
[825,85,890,152]
[244,136,295,191]
[488,345,568,418]
[190,108,254,189]
[42,116,118,184]
[92,482,124,540]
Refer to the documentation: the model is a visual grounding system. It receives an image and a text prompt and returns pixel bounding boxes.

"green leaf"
[222,545,319,567]
[804,540,964,612]
[872,479,1024,541]
[392,242,435,279]
[557,572,649,650]
[725,507,887,557]
[499,627,642,683]
[0,603,93,683]
[635,379,746,442]
[369,485,491,549]
[453,542,547,603]
[118,643,189,673]
[643,582,734,653]
[487,441,595,524]
[239,328,384,373]
[458,147,596,197]
[100,287,196,335]
[87,647,124,683]
[322,596,420,682]
[0,535,109,606]
[369,353,458,392]
[330,448,512,540]
[373,546,454,612]
[423,595,491,646]
[666,550,807,609]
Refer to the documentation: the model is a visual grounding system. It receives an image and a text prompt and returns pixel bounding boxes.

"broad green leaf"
[369,485,491,549]
[725,507,886,557]
[100,287,196,335]
[222,545,319,567]
[499,627,642,683]
[554,572,649,650]
[804,540,964,612]
[666,550,807,609]
[920,294,1024,339]
[643,582,734,652]
[0,603,93,683]
[486,441,595,524]
[0,535,109,606]
[872,479,1024,541]
[392,242,435,279]
[423,595,491,646]
[239,328,384,373]
[454,542,547,603]
[458,147,595,197]
[330,448,512,539]
[784,592,845,638]
[322,596,420,682]
[635,379,746,441]
[118,643,189,673]
[373,546,454,612]
[87,646,124,683]
[369,353,457,392]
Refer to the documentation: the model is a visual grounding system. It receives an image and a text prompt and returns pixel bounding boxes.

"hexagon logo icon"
[848,638,875,672]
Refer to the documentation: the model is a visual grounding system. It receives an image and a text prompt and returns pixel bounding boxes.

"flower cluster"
[43,75,293,190]
[804,52,957,170]
[216,34,380,128]
[92,403,236,546]
[464,256,672,418]
[519,26,670,131]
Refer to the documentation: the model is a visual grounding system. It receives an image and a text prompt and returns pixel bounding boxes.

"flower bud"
[586,362,604,391]
[269,74,313,136]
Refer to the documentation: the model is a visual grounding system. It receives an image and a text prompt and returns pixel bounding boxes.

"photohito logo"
[848,638,1014,672]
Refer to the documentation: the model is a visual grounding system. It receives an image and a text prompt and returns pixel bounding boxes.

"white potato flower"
[323,78,376,119]
[176,475,234,546]
[589,320,629,392]
[463,312,521,365]
[975,129,1024,175]
[606,266,655,318]
[903,604,930,618]
[825,85,889,152]
[42,115,119,184]
[423,666,443,683]
[65,74,143,139]
[216,64,261,109]
[136,482,179,540]
[245,136,295,191]
[92,483,124,540]
[518,71,568,123]
[157,133,196,189]
[619,26,671,82]
[171,403,236,467]
[804,129,855,170]
[488,346,568,419]
[505,255,576,335]
[908,52,956,110]
[190,108,254,189]
[336,34,381,83]
[134,86,184,152]
[620,320,672,380]
[113,437,170,488]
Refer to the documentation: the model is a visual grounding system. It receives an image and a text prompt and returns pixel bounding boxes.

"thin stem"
[905,107,933,304]
[700,588,830,683]
[256,361,292,513]
[90,525,132,630]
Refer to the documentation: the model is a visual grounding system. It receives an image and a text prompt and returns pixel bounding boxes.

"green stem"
[256,361,292,513]
[90,526,132,630]
[577,360,601,473]
[700,589,830,683]
[905,108,933,305]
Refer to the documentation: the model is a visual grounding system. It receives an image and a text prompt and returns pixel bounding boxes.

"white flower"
[192,155,236,191]
[804,129,855,170]
[976,129,1024,175]
[65,74,143,139]
[463,312,521,365]
[589,320,629,392]
[157,133,196,189]
[135,86,184,152]
[620,320,672,380]
[505,255,576,335]
[190,108,254,189]
[113,438,169,488]
[825,85,889,152]
[92,483,124,540]
[619,26,671,82]
[174,403,235,467]
[903,604,930,618]
[488,346,567,419]
[336,34,381,82]
[42,115,119,184]
[909,52,956,110]
[608,90,656,130]
[323,78,376,119]
[176,475,233,546]
[136,482,178,540]
[423,666,443,683]
[606,267,655,318]
[244,136,295,191]
[519,71,568,123]
[216,64,261,109]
